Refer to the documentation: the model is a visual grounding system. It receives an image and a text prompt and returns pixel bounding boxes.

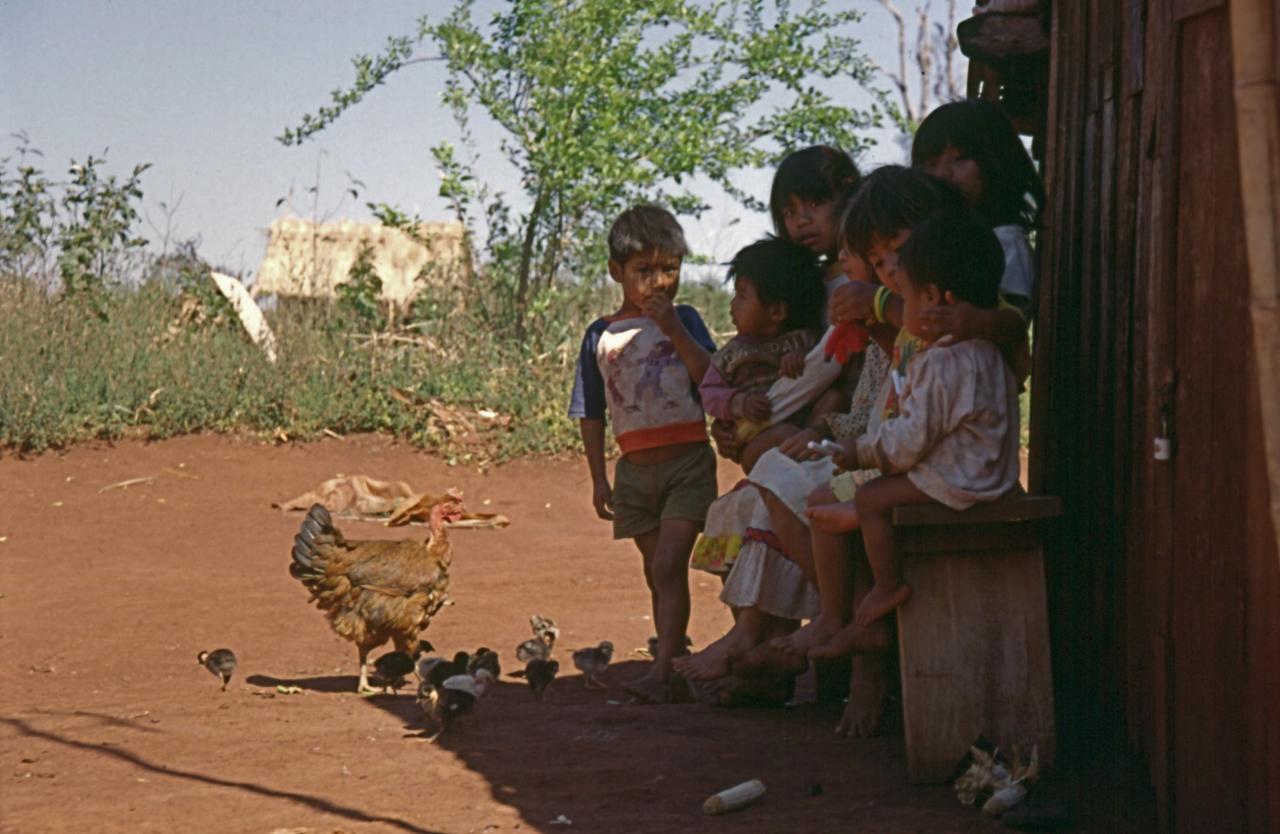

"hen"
[289,499,463,694]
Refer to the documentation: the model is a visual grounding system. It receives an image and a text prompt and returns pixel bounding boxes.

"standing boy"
[569,204,717,703]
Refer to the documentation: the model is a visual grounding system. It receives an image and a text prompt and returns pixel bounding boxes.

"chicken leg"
[357,645,380,697]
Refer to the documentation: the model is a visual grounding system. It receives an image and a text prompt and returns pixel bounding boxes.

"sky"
[1,1,964,280]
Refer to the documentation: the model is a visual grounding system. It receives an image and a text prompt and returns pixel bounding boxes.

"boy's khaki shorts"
[612,443,717,540]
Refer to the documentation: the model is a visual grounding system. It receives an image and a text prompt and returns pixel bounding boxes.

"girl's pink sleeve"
[699,364,738,420]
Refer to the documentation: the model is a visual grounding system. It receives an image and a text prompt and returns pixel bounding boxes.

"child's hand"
[710,419,744,462]
[831,437,859,471]
[641,292,679,335]
[736,391,772,422]
[591,479,614,521]
[828,279,877,325]
[779,427,824,461]
[917,299,982,343]
[780,350,806,378]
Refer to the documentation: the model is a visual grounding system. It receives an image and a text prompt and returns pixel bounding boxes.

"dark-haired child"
[699,236,827,465]
[911,99,1044,378]
[814,212,1021,627]
[569,204,718,703]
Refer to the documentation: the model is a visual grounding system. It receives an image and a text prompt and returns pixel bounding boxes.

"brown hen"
[289,499,462,694]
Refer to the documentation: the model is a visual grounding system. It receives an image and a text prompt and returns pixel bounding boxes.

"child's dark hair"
[608,204,688,263]
[842,166,966,256]
[769,146,861,240]
[726,236,826,332]
[898,211,1004,309]
[911,99,1044,229]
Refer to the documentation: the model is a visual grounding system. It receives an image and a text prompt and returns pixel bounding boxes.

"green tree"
[282,0,885,338]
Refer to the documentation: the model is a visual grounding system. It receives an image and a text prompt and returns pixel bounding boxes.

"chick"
[417,669,494,741]
[530,614,560,645]
[524,658,559,699]
[516,637,552,663]
[372,650,416,693]
[416,650,471,689]
[197,649,237,691]
[572,641,613,688]
[468,647,501,679]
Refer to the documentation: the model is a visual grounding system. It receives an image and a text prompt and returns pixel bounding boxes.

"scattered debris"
[704,779,767,815]
[276,685,303,695]
[99,476,156,494]
[275,476,509,529]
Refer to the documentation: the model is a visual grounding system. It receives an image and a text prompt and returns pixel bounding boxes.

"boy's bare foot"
[853,582,911,628]
[730,641,809,680]
[624,667,675,704]
[769,616,844,656]
[808,617,894,660]
[672,629,752,681]
[834,653,892,738]
[805,502,862,533]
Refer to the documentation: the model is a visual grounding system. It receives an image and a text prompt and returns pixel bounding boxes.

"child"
[772,166,966,657]
[816,211,1021,627]
[568,204,718,703]
[746,146,864,454]
[911,98,1044,378]
[698,236,827,464]
[690,147,859,583]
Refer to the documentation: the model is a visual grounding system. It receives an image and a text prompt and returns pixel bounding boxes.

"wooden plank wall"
[1030,1,1280,832]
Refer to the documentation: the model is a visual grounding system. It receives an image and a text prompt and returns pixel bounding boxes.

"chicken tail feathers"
[290,503,337,581]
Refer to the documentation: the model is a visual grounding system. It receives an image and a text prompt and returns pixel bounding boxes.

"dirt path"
[0,435,1001,834]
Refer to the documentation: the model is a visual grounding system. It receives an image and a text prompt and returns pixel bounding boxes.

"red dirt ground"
[1,434,1014,833]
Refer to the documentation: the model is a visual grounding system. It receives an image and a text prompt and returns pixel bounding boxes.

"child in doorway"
[817,211,1022,627]
[911,98,1044,382]
[698,236,827,465]
[568,204,718,703]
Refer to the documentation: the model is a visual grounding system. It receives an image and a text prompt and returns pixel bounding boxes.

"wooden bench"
[891,494,1062,783]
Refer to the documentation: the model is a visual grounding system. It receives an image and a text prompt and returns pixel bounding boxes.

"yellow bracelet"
[873,286,893,323]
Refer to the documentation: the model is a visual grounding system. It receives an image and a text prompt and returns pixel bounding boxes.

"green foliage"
[1,135,150,309]
[336,242,387,331]
[282,0,885,336]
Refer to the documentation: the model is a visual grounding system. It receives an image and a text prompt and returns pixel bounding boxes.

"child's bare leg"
[772,485,853,655]
[853,474,931,627]
[634,529,661,621]
[835,651,893,737]
[627,518,698,703]
[739,422,801,474]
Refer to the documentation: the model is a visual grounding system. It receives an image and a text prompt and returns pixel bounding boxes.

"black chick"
[572,641,613,688]
[372,650,416,693]
[524,658,559,699]
[416,650,471,689]
[468,647,501,679]
[197,649,237,691]
[417,669,493,741]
